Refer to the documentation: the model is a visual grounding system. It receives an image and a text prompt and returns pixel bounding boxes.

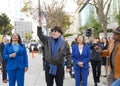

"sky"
[0,0,77,13]
[64,0,78,12]
[0,0,78,24]
[0,1,8,13]
[0,0,78,39]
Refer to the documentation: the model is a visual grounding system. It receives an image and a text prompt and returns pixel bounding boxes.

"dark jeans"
[45,62,64,86]
[2,59,7,80]
[43,61,45,71]
[91,60,101,83]
[69,66,72,76]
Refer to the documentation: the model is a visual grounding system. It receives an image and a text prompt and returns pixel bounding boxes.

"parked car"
[28,42,39,53]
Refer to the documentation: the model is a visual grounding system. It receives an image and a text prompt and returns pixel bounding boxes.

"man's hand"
[38,17,42,27]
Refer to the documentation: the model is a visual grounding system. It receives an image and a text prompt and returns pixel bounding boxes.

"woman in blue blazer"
[72,34,91,86]
[3,33,28,86]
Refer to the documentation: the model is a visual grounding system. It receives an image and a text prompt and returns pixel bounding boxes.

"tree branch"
[105,0,112,17]
[103,0,109,9]
[93,0,99,14]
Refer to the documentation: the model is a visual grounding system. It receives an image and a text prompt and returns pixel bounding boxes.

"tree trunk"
[102,22,107,37]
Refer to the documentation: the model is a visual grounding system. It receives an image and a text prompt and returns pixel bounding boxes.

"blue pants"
[8,69,25,86]
[74,67,89,86]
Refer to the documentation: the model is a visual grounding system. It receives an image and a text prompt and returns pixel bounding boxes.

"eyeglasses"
[51,30,58,32]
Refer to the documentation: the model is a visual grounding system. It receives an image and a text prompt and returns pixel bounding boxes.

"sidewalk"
[0,52,107,86]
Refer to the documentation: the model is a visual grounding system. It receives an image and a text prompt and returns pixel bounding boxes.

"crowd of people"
[37,17,120,86]
[70,27,120,86]
[0,17,120,86]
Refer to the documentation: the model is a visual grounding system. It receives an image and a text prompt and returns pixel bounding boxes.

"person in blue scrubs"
[72,34,91,86]
[3,33,28,86]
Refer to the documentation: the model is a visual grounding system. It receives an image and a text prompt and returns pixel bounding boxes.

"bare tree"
[92,0,112,37]
[75,0,112,37]
[21,0,71,31]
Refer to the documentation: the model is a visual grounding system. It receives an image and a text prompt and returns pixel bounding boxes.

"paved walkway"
[0,51,107,86]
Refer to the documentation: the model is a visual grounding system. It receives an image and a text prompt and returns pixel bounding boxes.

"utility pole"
[38,0,41,17]
[38,0,48,36]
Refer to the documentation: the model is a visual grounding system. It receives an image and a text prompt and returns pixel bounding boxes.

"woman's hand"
[10,53,16,58]
[77,62,83,67]
[25,67,28,72]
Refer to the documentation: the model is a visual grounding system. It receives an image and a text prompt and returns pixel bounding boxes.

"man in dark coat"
[0,35,8,83]
[37,18,72,86]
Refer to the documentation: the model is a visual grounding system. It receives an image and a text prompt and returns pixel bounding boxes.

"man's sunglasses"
[51,30,58,32]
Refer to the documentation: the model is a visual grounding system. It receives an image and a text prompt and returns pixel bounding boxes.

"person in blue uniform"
[72,34,91,86]
[3,33,28,86]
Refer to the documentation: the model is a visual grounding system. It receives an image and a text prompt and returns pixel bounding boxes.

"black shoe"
[96,78,100,83]
[3,80,8,83]
[94,83,97,86]
[97,80,100,83]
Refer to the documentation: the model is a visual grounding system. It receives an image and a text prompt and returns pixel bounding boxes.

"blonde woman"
[72,34,91,86]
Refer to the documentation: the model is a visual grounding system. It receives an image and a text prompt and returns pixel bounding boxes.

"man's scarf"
[49,36,63,75]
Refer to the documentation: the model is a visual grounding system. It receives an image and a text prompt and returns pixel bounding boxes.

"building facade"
[73,0,120,33]
[14,19,32,40]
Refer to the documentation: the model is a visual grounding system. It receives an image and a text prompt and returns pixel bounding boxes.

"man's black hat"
[51,26,63,35]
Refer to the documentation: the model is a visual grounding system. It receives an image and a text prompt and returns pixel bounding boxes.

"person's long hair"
[102,37,108,44]
[10,33,22,45]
